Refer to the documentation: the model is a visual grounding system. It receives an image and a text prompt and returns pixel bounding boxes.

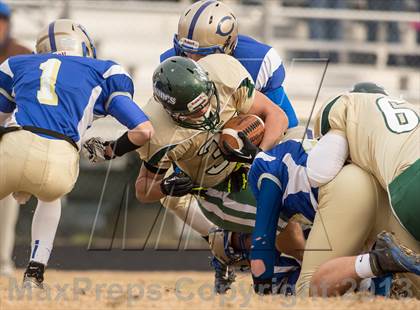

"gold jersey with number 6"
[314,91,420,240]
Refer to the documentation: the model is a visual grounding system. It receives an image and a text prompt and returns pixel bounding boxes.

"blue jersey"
[161,35,298,127]
[248,140,318,224]
[248,139,317,281]
[0,54,148,147]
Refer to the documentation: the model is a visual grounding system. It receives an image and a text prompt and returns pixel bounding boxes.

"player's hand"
[226,164,249,193]
[82,137,115,163]
[252,276,273,295]
[222,132,261,164]
[160,171,194,197]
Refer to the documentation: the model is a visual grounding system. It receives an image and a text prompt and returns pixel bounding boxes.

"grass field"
[1,270,419,310]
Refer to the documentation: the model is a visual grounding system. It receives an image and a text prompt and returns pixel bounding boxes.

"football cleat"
[23,261,45,289]
[369,231,420,277]
[210,256,236,294]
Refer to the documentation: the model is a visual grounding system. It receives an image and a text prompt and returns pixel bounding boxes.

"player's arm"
[135,161,194,203]
[265,87,298,128]
[135,162,167,203]
[83,96,154,162]
[306,95,350,186]
[256,47,298,128]
[223,80,288,164]
[306,130,348,187]
[250,175,283,294]
[83,65,154,162]
[0,59,16,125]
[261,58,298,128]
[247,90,288,151]
[103,95,154,158]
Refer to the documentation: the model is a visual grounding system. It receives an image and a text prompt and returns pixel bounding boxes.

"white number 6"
[376,97,419,134]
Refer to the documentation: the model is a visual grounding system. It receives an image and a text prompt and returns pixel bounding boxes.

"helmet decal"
[48,22,57,52]
[36,19,96,58]
[153,81,177,106]
[187,0,217,39]
[216,16,235,36]
[187,92,209,112]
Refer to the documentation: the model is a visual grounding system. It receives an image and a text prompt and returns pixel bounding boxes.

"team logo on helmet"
[216,16,235,37]
[153,81,176,105]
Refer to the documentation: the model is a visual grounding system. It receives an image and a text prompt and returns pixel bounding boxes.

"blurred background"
[4,0,419,269]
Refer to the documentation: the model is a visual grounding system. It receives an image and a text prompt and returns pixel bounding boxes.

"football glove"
[226,163,249,193]
[222,132,261,164]
[82,137,115,163]
[253,277,273,295]
[160,171,195,197]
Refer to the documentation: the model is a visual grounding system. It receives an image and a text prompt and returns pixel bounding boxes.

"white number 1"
[37,59,61,106]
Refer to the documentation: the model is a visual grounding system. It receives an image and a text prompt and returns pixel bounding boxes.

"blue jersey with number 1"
[0,54,148,147]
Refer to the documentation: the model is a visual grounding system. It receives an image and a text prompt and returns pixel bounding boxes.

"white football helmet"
[35,19,96,58]
[174,0,238,56]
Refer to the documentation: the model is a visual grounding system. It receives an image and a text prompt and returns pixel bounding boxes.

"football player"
[0,1,31,277]
[0,19,153,288]
[159,0,301,292]
[247,135,419,295]
[294,82,420,296]
[161,0,298,128]
[134,54,288,293]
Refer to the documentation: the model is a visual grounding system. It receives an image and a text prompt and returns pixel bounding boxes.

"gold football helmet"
[174,0,238,56]
[35,19,96,58]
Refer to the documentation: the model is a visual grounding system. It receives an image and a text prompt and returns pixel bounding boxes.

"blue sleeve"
[95,70,135,117]
[262,64,285,93]
[0,61,15,113]
[107,95,149,129]
[160,48,177,63]
[0,94,14,113]
[250,177,283,280]
[265,87,298,128]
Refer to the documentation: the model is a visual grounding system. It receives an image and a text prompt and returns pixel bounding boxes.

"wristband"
[109,131,140,157]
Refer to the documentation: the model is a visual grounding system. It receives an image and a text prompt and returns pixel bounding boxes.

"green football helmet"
[351,82,388,95]
[152,56,221,131]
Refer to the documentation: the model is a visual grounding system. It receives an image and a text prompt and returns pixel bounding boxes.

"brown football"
[219,114,265,154]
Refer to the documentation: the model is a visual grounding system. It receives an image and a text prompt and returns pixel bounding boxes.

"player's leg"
[295,164,379,296]
[0,131,25,200]
[309,162,420,298]
[0,195,19,276]
[20,135,79,288]
[310,231,420,296]
[161,194,215,237]
[388,158,420,241]
[23,198,61,288]
[376,197,420,298]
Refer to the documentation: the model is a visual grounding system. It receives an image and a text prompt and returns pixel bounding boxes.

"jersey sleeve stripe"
[255,48,283,90]
[320,95,342,136]
[103,65,131,79]
[257,173,282,191]
[0,87,14,103]
[77,86,102,144]
[0,59,14,78]
[104,91,132,111]
[148,144,178,166]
